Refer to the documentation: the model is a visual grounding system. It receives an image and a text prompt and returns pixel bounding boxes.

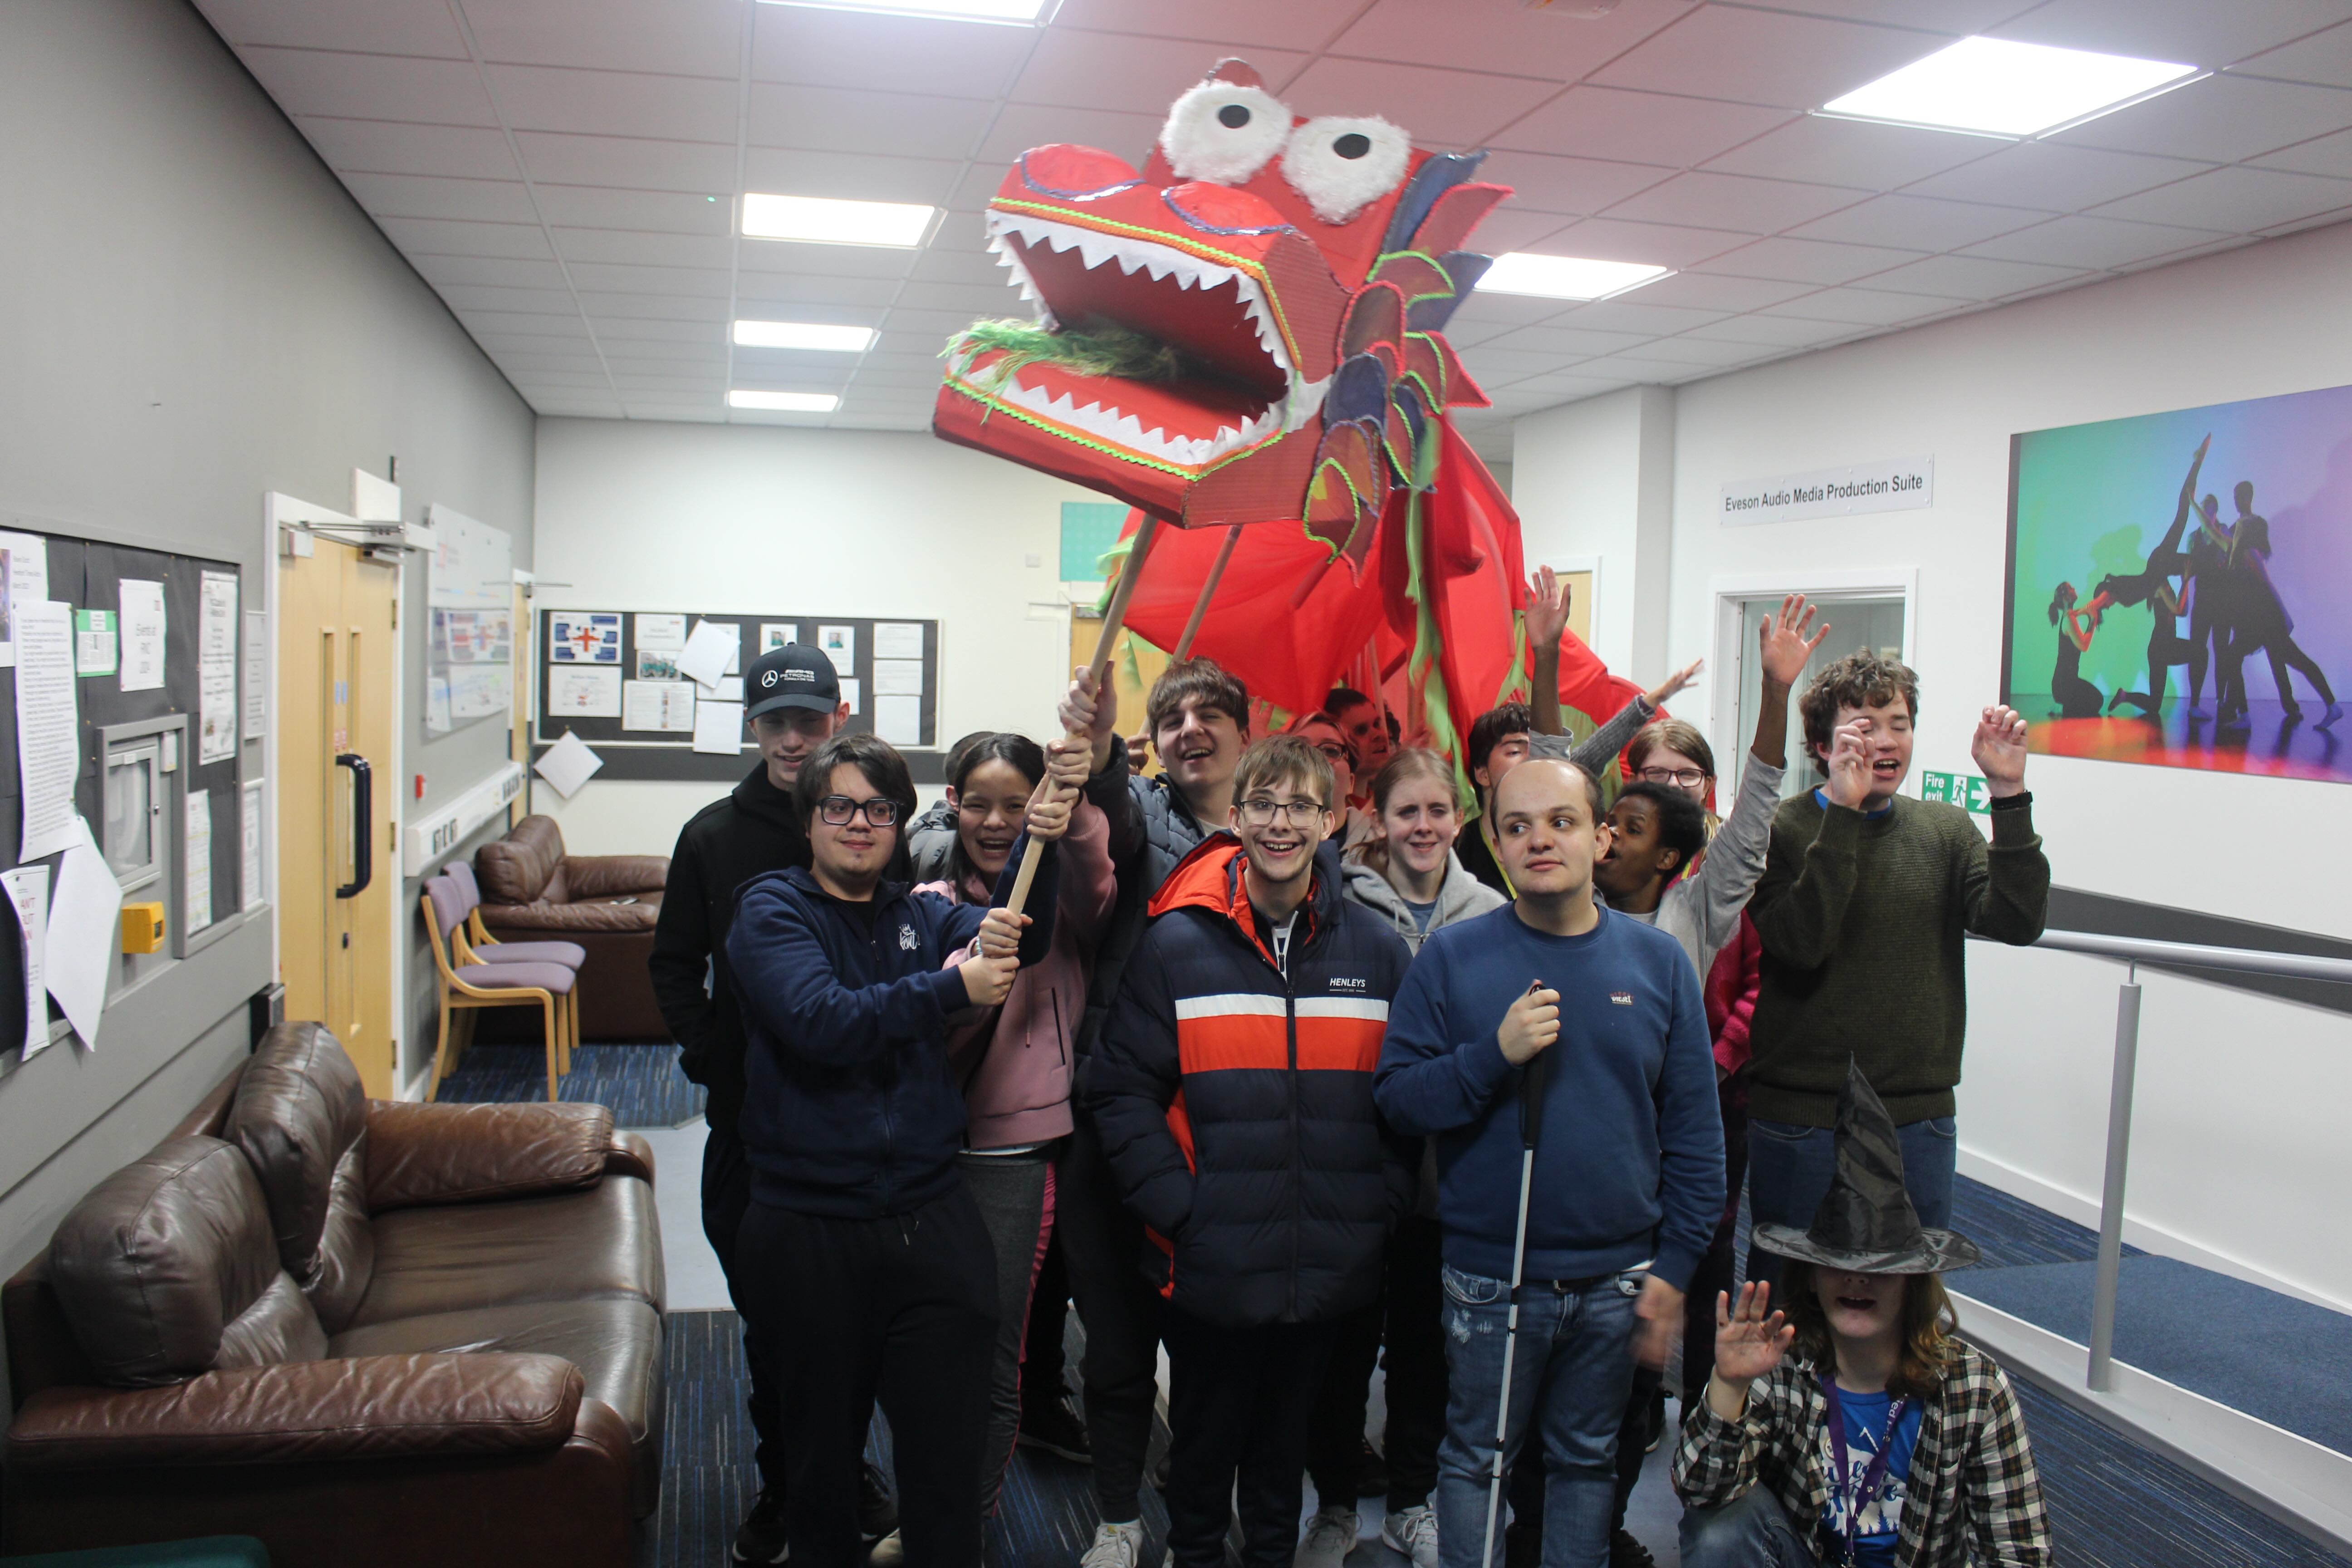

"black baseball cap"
[744,642,842,720]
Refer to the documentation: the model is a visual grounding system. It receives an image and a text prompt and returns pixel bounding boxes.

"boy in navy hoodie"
[727,733,1058,1568]
[1376,758,1720,1568]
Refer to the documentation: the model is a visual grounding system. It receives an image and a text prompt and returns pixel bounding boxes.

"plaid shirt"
[1672,1341,2053,1567]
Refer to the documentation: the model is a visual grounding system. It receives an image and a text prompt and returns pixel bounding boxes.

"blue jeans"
[1680,1485,1815,1568]
[1436,1264,1644,1568]
[1745,1113,1956,1293]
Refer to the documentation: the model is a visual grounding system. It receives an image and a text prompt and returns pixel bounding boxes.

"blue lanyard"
[1818,1376,1908,1566]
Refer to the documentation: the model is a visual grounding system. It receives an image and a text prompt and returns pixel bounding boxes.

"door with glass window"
[1733,595,1907,799]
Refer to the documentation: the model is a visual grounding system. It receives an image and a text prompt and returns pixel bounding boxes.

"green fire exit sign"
[1920,770,1990,814]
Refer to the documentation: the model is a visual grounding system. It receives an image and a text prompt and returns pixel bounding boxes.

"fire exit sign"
[1920,770,1990,814]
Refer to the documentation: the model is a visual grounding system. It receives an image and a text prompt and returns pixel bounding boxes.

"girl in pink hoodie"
[922,732,1119,1518]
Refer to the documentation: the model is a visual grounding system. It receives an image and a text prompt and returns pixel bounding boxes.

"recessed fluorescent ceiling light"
[729,390,840,412]
[755,0,1047,23]
[734,320,877,352]
[1480,254,1671,301]
[1822,37,2197,137]
[741,193,933,247]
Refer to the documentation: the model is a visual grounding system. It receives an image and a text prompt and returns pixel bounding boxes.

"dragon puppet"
[934,58,1644,774]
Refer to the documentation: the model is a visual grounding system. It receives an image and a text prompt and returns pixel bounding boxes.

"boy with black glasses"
[1087,735,1415,1568]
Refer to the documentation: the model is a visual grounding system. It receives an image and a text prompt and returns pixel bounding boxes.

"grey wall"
[0,0,535,1399]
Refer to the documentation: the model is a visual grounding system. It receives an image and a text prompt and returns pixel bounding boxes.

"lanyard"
[1818,1376,1908,1566]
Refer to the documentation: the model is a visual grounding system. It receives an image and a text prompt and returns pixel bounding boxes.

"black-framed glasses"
[818,795,900,827]
[1238,796,1327,828]
[1310,740,1353,764]
[1635,766,1709,787]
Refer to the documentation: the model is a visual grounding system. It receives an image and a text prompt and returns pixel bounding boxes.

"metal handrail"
[1989,926,2352,1392]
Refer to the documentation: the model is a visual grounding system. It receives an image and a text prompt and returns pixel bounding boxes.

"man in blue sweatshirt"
[727,733,1058,1568]
[1375,758,1721,1568]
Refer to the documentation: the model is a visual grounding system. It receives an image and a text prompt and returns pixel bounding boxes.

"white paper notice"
[693,700,746,755]
[533,731,605,799]
[876,693,921,745]
[872,659,924,696]
[760,623,798,653]
[1,865,50,1058]
[873,622,924,660]
[199,572,237,662]
[240,781,265,911]
[0,530,51,669]
[634,612,688,650]
[717,676,744,702]
[548,666,622,717]
[677,620,738,688]
[118,579,167,691]
[818,625,855,673]
[48,817,122,1050]
[184,790,214,934]
[16,601,81,861]
[622,680,696,732]
[839,678,862,715]
[242,611,268,739]
[199,574,239,763]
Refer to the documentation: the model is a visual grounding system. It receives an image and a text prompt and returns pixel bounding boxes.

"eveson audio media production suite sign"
[1719,456,1935,526]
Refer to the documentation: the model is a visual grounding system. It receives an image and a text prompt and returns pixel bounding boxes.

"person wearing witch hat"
[1672,1063,2053,1568]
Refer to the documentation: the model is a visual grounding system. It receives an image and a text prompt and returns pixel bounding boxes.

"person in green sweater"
[1742,650,2048,1290]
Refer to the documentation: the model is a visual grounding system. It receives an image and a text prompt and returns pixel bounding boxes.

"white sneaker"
[1382,1506,1439,1568]
[1295,1505,1359,1568]
[1079,1519,1148,1568]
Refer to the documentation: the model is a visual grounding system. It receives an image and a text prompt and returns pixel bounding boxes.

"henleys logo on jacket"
[1329,975,1367,992]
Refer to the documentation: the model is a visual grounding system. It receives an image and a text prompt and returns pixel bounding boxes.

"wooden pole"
[1171,523,1242,662]
[1001,513,1164,915]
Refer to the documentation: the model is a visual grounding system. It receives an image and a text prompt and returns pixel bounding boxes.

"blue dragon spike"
[1323,352,1394,429]
[1382,150,1490,257]
[1408,252,1494,332]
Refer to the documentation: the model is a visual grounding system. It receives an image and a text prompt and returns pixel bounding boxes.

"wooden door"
[278,538,401,1096]
[510,583,530,826]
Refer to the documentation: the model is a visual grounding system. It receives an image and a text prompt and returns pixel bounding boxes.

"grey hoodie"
[1617,755,1784,982]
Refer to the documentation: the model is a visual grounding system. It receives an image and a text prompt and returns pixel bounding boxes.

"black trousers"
[1307,1214,1447,1512]
[701,1126,782,1487]
[1162,1307,1338,1568]
[1055,1111,1165,1522]
[735,1187,997,1568]
[1021,1230,1073,1417]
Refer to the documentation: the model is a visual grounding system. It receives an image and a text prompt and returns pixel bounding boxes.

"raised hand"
[1024,774,1075,843]
[1711,1282,1793,1392]
[1526,566,1573,651]
[1822,718,1872,810]
[1058,665,1117,771]
[1646,657,1705,710]
[1971,704,2029,797]
[1758,594,1828,690]
[1496,984,1560,1066]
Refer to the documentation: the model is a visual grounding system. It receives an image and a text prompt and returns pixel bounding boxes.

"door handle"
[336,753,372,898]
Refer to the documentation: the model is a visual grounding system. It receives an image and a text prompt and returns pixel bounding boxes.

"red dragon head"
[933,59,1510,577]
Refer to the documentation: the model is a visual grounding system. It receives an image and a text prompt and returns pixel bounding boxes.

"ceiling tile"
[1759,286,1972,325]
[1900,141,2215,209]
[1043,0,1363,54]
[1445,293,1586,332]
[2254,125,2352,177]
[1737,0,2034,31]
[1544,299,1732,334]
[1859,253,2090,300]
[604,346,730,372]
[554,228,733,269]
[2235,21,2352,88]
[462,0,743,77]
[1691,235,1923,284]
[1474,152,1669,217]
[235,47,497,123]
[1677,312,1866,347]
[1784,192,2045,250]
[893,280,1033,314]
[1012,30,1308,118]
[1490,86,1795,169]
[1459,346,1592,383]
[2052,74,2352,163]
[573,292,730,321]
[412,254,572,290]
[735,241,920,280]
[194,0,468,55]
[1618,271,1818,310]
[1703,115,2006,190]
[590,316,734,343]
[1960,212,2225,268]
[339,172,537,223]
[530,184,733,234]
[1630,335,1788,368]
[485,63,738,142]
[496,350,610,374]
[564,261,734,296]
[911,248,1024,286]
[747,84,996,159]
[297,118,521,179]
[511,131,735,192]
[1321,0,1688,81]
[508,368,617,388]
[1588,9,1949,113]
[751,5,1035,98]
[867,307,985,336]
[475,329,595,354]
[1602,171,1867,234]
[735,273,906,307]
[1443,204,1576,255]
[871,330,959,355]
[1573,353,1710,382]
[975,103,1162,167]
[377,216,554,259]
[1492,369,1637,400]
[945,162,1020,214]
[1526,216,1752,267]
[1278,57,1561,147]
[740,148,967,206]
[462,309,593,336]
[1473,324,1660,357]
[1987,0,2352,68]
[2090,164,2352,231]
[527,397,628,416]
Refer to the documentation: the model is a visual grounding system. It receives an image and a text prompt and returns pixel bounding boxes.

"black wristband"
[1988,789,2033,810]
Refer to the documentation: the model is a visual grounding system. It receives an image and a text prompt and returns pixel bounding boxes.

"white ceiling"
[192,0,2352,456]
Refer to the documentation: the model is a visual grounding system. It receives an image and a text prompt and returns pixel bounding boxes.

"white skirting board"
[403,761,526,878]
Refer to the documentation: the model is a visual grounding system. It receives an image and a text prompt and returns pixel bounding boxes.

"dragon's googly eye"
[1159,80,1293,186]
[1281,115,1411,224]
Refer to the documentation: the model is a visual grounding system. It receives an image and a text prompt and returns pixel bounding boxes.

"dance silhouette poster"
[2004,384,2352,784]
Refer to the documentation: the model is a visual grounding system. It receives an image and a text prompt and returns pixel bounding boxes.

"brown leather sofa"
[3,1023,664,1568]
[475,815,667,1041]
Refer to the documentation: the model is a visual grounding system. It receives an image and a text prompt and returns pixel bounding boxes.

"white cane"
[1480,995,1552,1568]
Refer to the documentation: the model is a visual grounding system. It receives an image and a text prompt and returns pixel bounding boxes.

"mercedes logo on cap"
[761,669,780,687]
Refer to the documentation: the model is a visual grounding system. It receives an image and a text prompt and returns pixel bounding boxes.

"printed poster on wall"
[0,530,50,669]
[198,572,239,764]
[118,579,167,692]
[424,506,514,735]
[549,612,621,662]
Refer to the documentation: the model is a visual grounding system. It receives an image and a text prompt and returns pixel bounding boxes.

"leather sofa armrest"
[563,855,670,899]
[5,1353,582,1470]
[604,1131,656,1185]
[365,1101,617,1211]
[479,900,658,933]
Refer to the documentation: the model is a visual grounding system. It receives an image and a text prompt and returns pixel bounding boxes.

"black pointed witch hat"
[1753,1061,1981,1275]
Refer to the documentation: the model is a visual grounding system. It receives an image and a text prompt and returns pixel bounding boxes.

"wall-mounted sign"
[1719,456,1933,527]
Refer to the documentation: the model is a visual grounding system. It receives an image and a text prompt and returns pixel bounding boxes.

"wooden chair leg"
[558,991,574,1076]
[431,995,456,1100]
[541,995,561,1102]
[567,988,579,1069]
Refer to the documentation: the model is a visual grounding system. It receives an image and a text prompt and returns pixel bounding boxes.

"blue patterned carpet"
[435,1040,705,1128]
